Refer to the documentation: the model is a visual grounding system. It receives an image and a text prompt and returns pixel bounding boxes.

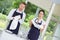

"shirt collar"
[16,9,24,13]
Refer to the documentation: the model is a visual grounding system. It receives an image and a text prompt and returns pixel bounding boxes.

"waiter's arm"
[32,19,41,29]
[29,20,33,27]
[40,22,46,32]
[7,9,16,20]
[19,12,26,24]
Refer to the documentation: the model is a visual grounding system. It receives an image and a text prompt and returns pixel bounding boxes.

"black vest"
[12,10,23,19]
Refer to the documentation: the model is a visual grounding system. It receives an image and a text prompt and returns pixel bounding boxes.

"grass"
[0,13,7,21]
[0,20,7,29]
[0,13,7,29]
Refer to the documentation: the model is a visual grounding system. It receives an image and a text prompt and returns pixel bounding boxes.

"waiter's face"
[19,3,26,11]
[38,11,44,18]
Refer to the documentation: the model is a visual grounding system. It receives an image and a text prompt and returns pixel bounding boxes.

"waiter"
[6,2,26,35]
[27,10,46,40]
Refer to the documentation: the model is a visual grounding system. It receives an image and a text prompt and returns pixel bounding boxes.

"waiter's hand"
[40,28,44,32]
[12,17,15,20]
[14,15,21,20]
[18,18,21,20]
[40,24,45,32]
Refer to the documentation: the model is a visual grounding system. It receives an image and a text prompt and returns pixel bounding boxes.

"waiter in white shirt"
[27,10,46,40]
[6,2,26,35]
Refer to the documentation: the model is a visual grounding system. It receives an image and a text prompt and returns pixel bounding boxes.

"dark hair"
[38,9,45,15]
[20,2,27,6]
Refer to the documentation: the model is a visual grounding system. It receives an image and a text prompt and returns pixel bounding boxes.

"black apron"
[7,10,23,35]
[27,18,42,40]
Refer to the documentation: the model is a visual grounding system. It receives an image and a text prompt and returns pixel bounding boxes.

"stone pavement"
[0,31,27,40]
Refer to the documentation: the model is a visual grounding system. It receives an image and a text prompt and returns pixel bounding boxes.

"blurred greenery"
[0,0,57,40]
[0,13,6,21]
[0,13,7,29]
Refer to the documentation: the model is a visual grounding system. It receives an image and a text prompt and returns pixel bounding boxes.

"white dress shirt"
[32,18,45,29]
[7,9,26,24]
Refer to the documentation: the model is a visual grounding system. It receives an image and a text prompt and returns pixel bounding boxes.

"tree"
[0,0,15,15]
